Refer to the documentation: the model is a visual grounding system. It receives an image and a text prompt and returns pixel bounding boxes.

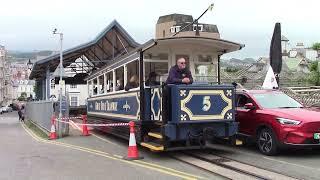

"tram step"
[223,138,243,146]
[148,132,163,139]
[140,142,164,151]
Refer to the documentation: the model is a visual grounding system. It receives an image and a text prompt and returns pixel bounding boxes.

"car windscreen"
[253,93,303,108]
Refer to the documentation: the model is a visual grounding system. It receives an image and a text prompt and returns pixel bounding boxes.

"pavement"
[0,112,218,180]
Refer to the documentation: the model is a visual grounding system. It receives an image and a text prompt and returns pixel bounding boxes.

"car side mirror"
[244,103,255,110]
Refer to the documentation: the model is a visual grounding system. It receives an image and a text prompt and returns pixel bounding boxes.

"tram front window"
[194,55,217,83]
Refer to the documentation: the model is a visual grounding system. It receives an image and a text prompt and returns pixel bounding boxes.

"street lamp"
[53,28,63,138]
[27,59,33,70]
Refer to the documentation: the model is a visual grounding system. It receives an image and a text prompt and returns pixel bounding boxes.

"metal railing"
[26,100,54,132]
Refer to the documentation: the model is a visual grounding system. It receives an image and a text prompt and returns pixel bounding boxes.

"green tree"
[33,82,41,100]
[308,61,320,86]
[312,43,320,58]
[18,92,27,101]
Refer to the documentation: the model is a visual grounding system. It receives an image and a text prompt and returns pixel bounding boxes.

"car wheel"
[257,128,278,156]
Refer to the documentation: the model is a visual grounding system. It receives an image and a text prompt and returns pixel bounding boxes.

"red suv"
[236,89,320,155]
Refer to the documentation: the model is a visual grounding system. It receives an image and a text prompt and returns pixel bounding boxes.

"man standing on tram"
[166,57,193,85]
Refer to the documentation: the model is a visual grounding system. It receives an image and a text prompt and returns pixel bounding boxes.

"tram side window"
[93,78,98,95]
[98,75,104,94]
[106,72,113,93]
[144,53,169,85]
[126,60,139,91]
[115,67,124,91]
[145,62,168,85]
[88,80,93,97]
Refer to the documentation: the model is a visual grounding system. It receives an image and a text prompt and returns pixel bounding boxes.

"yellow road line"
[21,123,203,180]
[113,155,123,158]
[91,133,119,146]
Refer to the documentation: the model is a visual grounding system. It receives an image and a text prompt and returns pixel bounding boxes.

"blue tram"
[86,28,244,151]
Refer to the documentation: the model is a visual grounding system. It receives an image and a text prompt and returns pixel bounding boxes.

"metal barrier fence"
[26,101,54,132]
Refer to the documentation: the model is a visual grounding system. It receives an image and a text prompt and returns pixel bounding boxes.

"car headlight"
[277,118,301,125]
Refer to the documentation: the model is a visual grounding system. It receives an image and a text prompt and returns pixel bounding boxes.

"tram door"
[143,53,168,123]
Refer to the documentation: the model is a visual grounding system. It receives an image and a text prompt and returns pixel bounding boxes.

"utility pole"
[53,28,63,138]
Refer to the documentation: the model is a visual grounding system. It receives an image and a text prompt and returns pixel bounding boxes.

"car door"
[236,93,256,136]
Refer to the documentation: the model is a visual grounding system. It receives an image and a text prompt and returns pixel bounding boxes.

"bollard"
[49,115,57,140]
[81,114,90,136]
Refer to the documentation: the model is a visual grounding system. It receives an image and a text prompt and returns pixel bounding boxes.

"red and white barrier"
[55,118,129,127]
[49,115,142,160]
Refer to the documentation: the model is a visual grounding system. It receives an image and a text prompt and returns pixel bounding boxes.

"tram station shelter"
[29,20,140,100]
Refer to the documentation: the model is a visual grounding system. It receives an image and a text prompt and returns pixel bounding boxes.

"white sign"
[262,65,278,89]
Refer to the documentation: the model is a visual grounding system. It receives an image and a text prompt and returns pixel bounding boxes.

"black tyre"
[257,128,278,156]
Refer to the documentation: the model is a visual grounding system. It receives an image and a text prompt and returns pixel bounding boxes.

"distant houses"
[221,39,318,88]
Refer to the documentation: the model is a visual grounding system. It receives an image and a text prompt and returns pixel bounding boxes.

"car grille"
[301,122,320,133]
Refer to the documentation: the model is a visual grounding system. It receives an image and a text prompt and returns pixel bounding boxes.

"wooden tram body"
[86,37,243,151]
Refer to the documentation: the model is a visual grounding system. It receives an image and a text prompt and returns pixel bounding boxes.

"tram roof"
[29,20,140,80]
[86,36,244,80]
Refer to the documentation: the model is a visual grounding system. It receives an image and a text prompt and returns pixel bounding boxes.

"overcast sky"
[0,0,319,59]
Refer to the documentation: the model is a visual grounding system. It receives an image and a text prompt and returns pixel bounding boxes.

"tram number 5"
[202,96,211,111]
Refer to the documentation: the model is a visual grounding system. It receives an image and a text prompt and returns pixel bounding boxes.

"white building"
[14,80,35,99]
[0,45,12,105]
[0,45,5,103]
[50,83,87,107]
[49,59,88,107]
[10,61,36,100]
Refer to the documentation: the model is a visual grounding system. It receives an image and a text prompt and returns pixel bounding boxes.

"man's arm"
[187,70,193,84]
[167,68,182,84]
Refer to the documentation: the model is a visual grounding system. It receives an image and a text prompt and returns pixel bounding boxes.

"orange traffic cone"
[124,121,143,160]
[81,115,90,136]
[49,115,57,140]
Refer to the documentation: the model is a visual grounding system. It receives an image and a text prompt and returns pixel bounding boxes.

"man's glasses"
[179,62,186,64]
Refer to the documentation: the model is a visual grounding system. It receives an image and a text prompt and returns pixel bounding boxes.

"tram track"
[170,150,299,180]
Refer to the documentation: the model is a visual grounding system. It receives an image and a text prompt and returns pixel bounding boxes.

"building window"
[175,26,181,32]
[71,84,77,89]
[193,24,203,32]
[170,26,181,33]
[70,96,78,106]
[170,27,175,33]
[51,79,55,89]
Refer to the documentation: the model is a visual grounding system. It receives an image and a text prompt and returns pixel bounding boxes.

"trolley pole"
[53,28,63,138]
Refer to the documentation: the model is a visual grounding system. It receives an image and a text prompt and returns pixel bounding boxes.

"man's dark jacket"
[166,65,193,85]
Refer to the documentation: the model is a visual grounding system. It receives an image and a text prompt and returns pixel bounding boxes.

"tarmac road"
[0,112,219,180]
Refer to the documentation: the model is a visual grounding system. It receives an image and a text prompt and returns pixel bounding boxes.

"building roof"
[29,20,140,80]
[285,57,304,70]
[157,14,193,24]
